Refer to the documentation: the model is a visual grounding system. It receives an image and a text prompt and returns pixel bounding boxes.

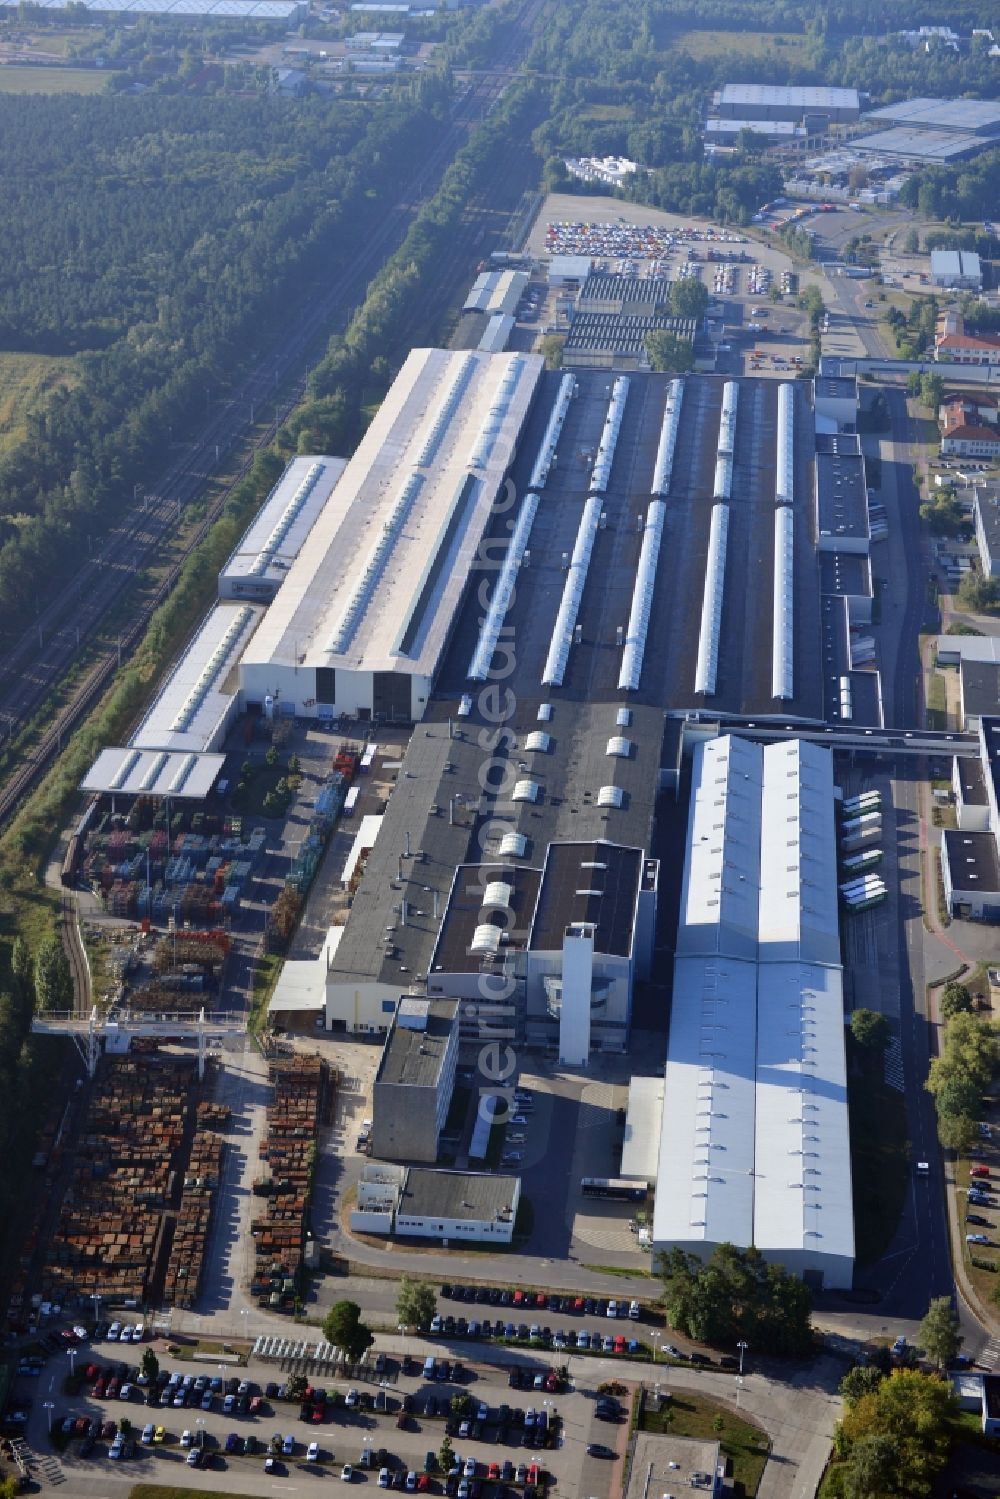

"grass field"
[848,1050,910,1265]
[0,64,108,93]
[668,29,810,63]
[130,1488,264,1499]
[642,1392,770,1497]
[0,351,79,453]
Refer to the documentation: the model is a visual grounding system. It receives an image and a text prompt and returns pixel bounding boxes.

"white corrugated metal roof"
[719,84,860,111]
[660,734,853,1286]
[131,602,262,755]
[219,456,346,592]
[758,740,841,964]
[753,961,854,1269]
[240,349,542,684]
[620,1075,664,1183]
[675,736,762,961]
[653,954,758,1251]
[81,748,225,801]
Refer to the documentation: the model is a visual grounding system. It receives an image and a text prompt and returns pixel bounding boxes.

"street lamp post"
[737,1340,748,1376]
[91,1293,101,1333]
[67,1347,77,1379]
[43,1400,54,1435]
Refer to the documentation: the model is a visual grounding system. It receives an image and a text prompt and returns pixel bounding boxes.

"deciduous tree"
[323,1301,373,1364]
[919,1298,962,1370]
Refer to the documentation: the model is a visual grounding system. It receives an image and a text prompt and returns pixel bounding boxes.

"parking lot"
[8,1328,633,1499]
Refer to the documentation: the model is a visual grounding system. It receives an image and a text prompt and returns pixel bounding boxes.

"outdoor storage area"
[250,1053,327,1307]
[38,1056,229,1311]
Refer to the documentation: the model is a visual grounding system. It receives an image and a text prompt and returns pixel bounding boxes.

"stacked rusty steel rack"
[41,1057,194,1307]
[162,1123,226,1310]
[250,1055,325,1303]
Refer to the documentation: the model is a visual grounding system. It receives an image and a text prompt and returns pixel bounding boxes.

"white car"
[464,1457,476,1477]
[345,1388,359,1408]
[341,1464,354,1482]
[307,1442,320,1462]
[107,1322,122,1341]
[378,1469,391,1488]
[180,1430,193,1447]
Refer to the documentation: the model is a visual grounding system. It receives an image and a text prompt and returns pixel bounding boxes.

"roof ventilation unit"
[528,372,576,490]
[467,492,540,680]
[541,494,603,686]
[694,504,730,696]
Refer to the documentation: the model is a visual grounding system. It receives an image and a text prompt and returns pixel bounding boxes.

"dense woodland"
[0,89,448,622]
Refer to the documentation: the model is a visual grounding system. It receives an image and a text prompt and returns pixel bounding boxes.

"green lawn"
[848,1053,910,1265]
[0,65,109,93]
[130,1488,265,1499]
[642,1392,770,1497]
[0,351,79,454]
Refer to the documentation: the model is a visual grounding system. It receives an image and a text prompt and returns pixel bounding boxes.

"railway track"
[0,4,549,833]
[59,888,91,1013]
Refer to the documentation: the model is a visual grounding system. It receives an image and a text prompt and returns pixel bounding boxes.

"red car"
[513,1291,524,1307]
[93,1376,107,1399]
[417,1477,430,1493]
[971,1166,991,1179]
[572,1298,584,1314]
[488,1463,500,1480]
[310,1406,324,1423]
[613,1336,626,1355]
[534,1293,546,1309]
[544,1372,559,1392]
[527,1464,540,1485]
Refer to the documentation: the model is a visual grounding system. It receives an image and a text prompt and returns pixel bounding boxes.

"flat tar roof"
[814,375,857,401]
[943,829,1000,894]
[240,348,542,684]
[626,1434,722,1499]
[819,551,872,599]
[958,754,988,807]
[961,658,1000,720]
[816,440,868,543]
[431,863,542,975]
[529,840,647,958]
[980,716,1000,819]
[397,1168,518,1222]
[376,999,457,1088]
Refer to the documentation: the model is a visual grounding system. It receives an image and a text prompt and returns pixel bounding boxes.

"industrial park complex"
[71,315,879,1289]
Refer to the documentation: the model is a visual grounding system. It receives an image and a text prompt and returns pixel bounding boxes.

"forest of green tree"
[0,89,448,623]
